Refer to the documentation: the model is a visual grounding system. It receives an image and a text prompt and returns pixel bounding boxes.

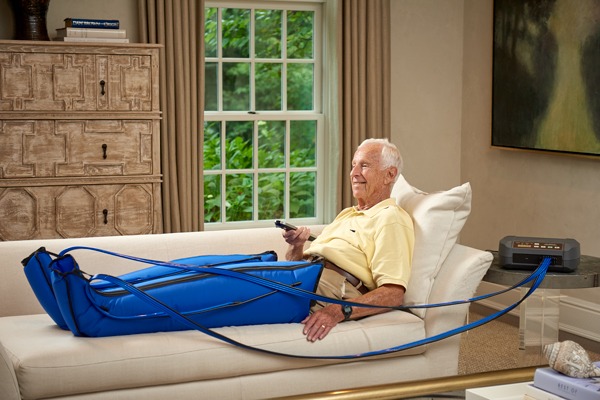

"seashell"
[543,340,600,378]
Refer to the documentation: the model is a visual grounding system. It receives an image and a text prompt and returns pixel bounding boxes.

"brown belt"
[307,256,369,295]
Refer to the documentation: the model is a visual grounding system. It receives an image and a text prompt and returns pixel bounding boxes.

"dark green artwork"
[492,0,600,156]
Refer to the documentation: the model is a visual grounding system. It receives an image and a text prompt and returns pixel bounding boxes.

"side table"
[483,252,600,363]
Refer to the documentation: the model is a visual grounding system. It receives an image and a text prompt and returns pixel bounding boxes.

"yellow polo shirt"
[305,198,414,291]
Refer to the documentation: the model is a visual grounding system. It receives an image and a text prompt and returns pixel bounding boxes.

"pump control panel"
[499,236,580,272]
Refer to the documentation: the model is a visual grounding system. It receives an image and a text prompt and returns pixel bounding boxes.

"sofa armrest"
[0,342,20,400]
[425,244,494,336]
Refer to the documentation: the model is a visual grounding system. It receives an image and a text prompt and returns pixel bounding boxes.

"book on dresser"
[55,37,129,43]
[56,20,128,43]
[532,362,600,400]
[56,27,127,39]
[64,18,120,29]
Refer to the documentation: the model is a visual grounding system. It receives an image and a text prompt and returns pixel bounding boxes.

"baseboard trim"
[475,282,600,343]
[560,296,600,342]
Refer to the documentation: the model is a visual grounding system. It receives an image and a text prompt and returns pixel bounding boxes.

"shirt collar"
[352,197,396,217]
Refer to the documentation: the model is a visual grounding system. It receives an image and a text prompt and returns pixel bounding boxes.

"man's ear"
[385,167,398,185]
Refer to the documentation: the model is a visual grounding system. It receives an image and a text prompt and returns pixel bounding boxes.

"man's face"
[350,143,395,205]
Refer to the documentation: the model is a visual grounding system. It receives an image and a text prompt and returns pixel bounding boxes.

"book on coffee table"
[533,362,600,400]
[524,383,566,400]
[466,381,531,400]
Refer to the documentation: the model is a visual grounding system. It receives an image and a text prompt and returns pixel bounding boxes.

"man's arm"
[302,283,405,342]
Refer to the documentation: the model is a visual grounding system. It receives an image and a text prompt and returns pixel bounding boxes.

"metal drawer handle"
[102,143,107,159]
[103,209,109,224]
[100,80,106,95]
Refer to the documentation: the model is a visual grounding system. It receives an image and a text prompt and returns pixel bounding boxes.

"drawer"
[0,119,158,178]
[0,183,162,240]
[0,51,157,112]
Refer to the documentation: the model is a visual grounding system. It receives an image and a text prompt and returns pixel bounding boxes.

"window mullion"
[282,10,288,112]
[220,120,227,222]
[217,7,223,112]
[253,119,259,222]
[285,119,291,220]
[250,8,256,113]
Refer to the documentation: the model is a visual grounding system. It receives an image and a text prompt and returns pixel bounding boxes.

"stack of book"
[55,18,128,43]
[525,362,600,400]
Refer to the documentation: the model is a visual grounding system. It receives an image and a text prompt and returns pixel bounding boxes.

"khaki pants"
[311,269,363,312]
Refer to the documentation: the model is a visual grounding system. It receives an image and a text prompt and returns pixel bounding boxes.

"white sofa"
[0,178,493,399]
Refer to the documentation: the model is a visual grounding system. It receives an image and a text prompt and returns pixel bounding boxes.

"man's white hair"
[359,138,403,180]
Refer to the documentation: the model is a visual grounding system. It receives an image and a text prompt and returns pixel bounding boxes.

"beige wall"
[0,0,139,42]
[390,0,599,339]
[461,0,600,261]
[392,0,600,260]
[390,0,464,193]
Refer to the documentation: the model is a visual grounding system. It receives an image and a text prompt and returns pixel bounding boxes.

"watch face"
[342,305,352,320]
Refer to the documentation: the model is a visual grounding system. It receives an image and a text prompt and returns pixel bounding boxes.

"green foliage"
[290,171,315,218]
[290,120,316,167]
[255,63,282,110]
[226,174,253,221]
[222,8,250,58]
[287,64,313,110]
[203,5,317,223]
[204,8,218,57]
[203,121,221,170]
[255,9,281,58]
[287,11,314,59]
[203,119,317,223]
[204,63,218,111]
[203,174,221,223]
[258,120,285,168]
[258,172,285,220]
[225,121,253,169]
[204,6,315,112]
[223,63,250,111]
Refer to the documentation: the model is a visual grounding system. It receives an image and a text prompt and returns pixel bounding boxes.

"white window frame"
[204,0,327,231]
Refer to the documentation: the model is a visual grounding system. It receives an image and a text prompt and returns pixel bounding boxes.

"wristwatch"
[341,304,353,321]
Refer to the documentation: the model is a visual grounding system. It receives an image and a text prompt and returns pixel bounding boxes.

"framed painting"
[492,0,600,157]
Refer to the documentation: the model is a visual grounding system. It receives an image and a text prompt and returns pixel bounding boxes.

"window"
[204,1,323,229]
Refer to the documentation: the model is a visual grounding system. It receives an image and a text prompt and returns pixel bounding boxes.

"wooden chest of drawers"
[0,41,162,240]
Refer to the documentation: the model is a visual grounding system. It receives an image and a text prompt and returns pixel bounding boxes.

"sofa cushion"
[391,175,472,317]
[0,313,425,399]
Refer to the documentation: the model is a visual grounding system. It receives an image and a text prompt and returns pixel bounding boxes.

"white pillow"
[391,175,472,318]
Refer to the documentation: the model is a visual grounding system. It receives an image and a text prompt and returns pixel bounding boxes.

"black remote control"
[274,220,316,241]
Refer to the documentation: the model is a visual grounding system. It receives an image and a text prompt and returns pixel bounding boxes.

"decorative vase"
[10,0,51,41]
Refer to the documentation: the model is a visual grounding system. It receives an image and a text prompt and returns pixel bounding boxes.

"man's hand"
[283,226,312,261]
[301,284,405,342]
[301,304,344,342]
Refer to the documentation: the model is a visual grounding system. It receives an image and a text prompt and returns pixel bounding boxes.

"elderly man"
[283,138,414,342]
